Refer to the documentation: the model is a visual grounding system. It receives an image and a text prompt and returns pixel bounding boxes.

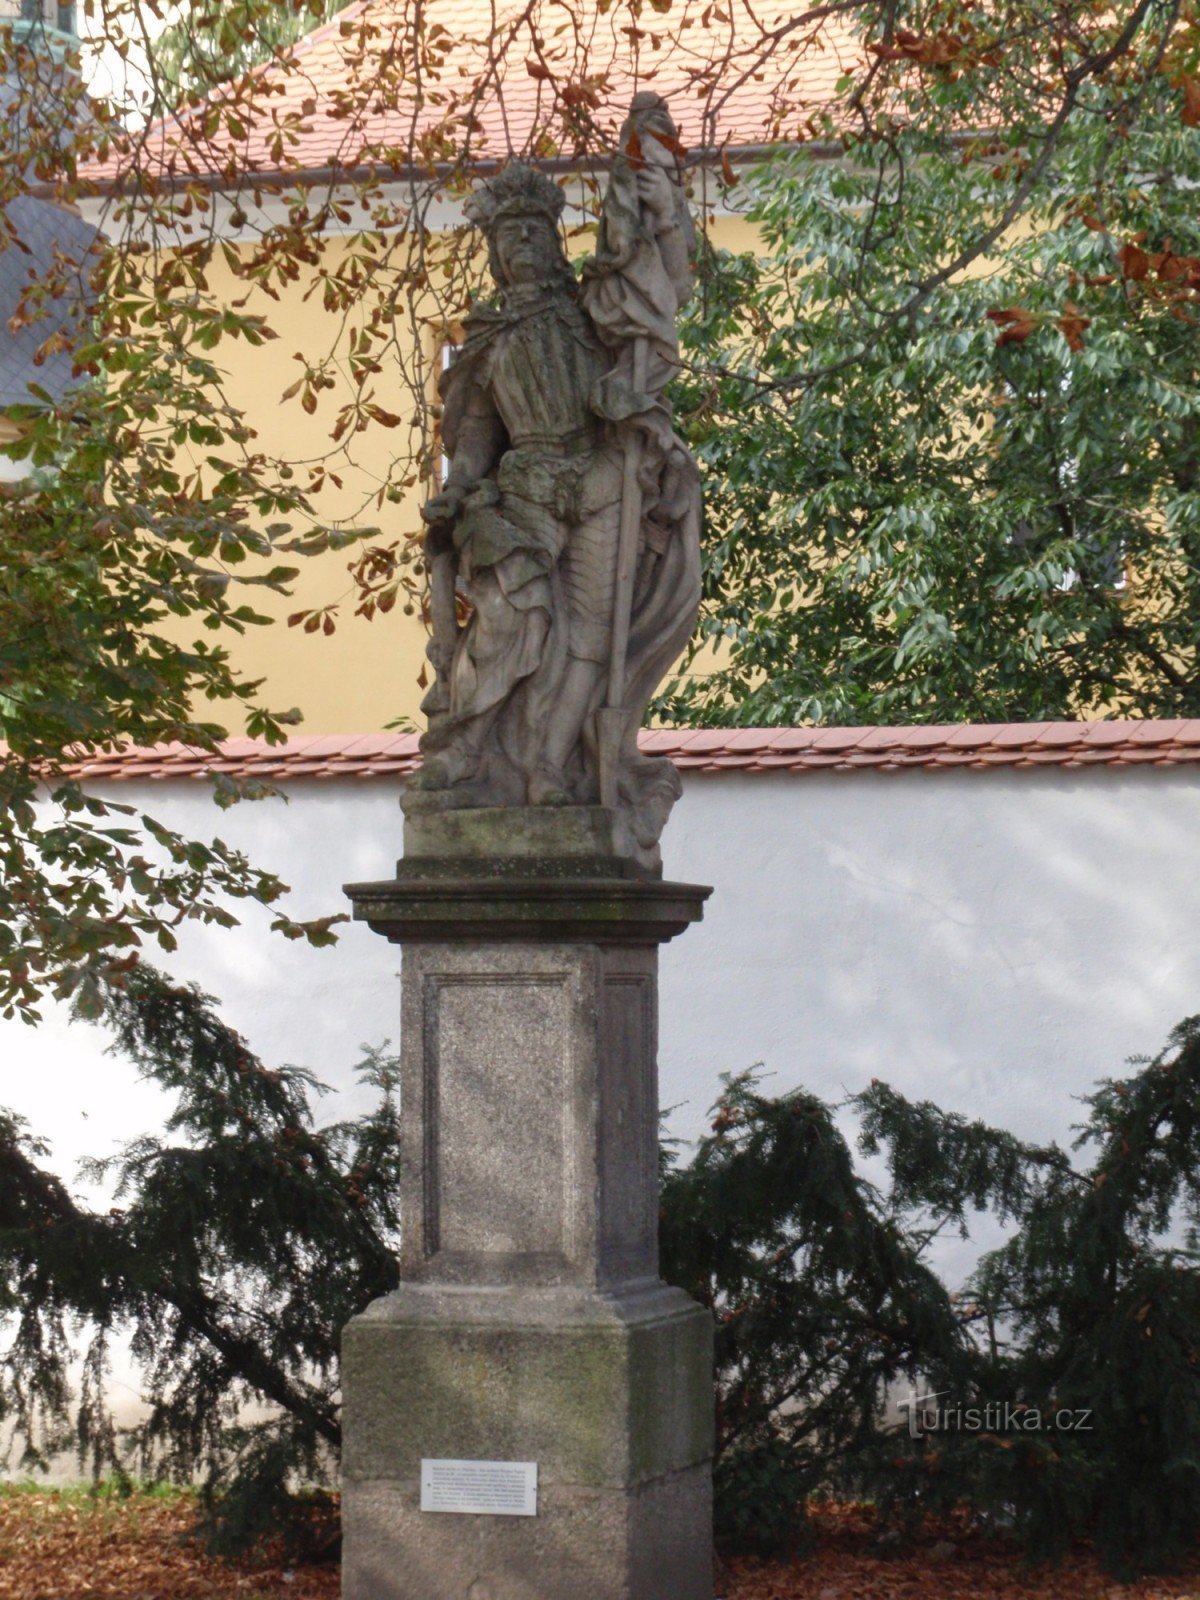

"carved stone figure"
[406,93,702,859]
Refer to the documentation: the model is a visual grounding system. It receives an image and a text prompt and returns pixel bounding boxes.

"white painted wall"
[3,761,1199,1434]
[667,766,1200,1145]
[0,448,31,482]
[8,761,1200,1189]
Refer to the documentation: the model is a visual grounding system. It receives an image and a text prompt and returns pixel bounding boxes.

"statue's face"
[493,214,560,286]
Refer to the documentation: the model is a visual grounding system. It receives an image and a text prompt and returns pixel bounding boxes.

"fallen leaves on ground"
[3,1489,1198,1599]
[722,1503,1200,1600]
[0,1486,339,1600]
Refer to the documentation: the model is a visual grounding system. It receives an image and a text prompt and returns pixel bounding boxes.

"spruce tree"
[5,978,1200,1576]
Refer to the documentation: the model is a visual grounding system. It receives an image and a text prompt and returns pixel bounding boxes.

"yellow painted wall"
[172,212,762,737]
[155,234,434,735]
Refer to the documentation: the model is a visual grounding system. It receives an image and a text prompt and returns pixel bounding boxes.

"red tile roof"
[85,0,863,188]
[41,722,1200,781]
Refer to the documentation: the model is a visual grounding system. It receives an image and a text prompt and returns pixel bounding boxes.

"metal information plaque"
[420,1458,538,1517]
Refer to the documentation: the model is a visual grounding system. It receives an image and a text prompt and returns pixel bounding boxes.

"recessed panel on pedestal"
[426,971,573,1262]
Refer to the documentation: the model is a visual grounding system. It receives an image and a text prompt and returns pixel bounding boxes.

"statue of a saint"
[407,93,702,858]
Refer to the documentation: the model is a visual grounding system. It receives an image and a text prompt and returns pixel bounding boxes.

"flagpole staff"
[590,91,692,814]
[597,335,649,810]
[424,535,458,712]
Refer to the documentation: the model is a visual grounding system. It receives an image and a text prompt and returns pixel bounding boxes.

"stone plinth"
[342,810,714,1600]
[342,1284,712,1600]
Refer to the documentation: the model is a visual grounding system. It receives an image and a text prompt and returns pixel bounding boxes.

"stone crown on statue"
[463,161,566,230]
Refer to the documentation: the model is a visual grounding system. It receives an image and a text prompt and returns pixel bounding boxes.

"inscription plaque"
[420,1458,538,1517]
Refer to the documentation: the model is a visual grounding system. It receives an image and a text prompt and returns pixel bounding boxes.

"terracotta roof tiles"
[84,0,863,188]
[23,721,1200,783]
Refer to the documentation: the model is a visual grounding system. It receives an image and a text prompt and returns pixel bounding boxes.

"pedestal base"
[342,1283,713,1600]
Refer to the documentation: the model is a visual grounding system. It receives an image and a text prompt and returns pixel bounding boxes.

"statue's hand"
[422,483,469,526]
[636,165,676,226]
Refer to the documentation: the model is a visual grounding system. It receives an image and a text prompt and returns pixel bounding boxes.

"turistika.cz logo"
[900,1389,1095,1440]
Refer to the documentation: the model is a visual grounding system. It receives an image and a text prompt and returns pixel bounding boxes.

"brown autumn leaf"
[986,306,1037,346]
[1119,241,1151,279]
[1156,249,1200,283]
[561,81,601,108]
[871,26,968,66]
[1180,72,1200,126]
[1057,301,1091,352]
[31,331,72,366]
[524,56,552,80]
[721,148,737,186]
[647,126,688,158]
[997,320,1036,348]
[367,405,403,427]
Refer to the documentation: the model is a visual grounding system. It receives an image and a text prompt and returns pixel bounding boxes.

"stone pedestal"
[342,809,714,1600]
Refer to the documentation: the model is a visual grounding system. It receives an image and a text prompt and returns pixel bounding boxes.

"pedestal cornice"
[344,873,711,945]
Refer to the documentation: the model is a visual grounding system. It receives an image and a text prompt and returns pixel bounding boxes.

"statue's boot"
[411,747,481,793]
[527,765,571,806]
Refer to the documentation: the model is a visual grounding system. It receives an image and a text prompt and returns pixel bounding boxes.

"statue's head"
[620,91,682,171]
[466,162,572,292]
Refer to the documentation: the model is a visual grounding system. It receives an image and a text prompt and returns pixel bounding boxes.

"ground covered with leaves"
[0,1484,338,1600]
[722,1505,1200,1600]
[2,1491,1198,1600]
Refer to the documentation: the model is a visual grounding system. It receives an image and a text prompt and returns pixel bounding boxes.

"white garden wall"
[3,751,1200,1437]
[6,757,1200,1193]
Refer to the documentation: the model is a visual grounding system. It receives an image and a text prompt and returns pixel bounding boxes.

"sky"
[76,1,169,123]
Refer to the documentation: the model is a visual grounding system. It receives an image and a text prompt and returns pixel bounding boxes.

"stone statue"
[406,93,702,860]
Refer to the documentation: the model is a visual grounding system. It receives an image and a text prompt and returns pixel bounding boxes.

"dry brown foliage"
[0,1486,339,1600]
[721,1503,1200,1600]
[2,1491,1198,1600]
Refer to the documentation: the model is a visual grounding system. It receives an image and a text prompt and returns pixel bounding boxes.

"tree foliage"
[0,965,401,1554]
[0,294,350,1021]
[148,0,357,106]
[659,1071,966,1556]
[4,979,1200,1577]
[856,1016,1200,1576]
[664,1022,1200,1575]
[666,23,1200,722]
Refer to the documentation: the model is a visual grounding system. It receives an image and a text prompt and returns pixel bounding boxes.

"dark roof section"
[0,192,97,409]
